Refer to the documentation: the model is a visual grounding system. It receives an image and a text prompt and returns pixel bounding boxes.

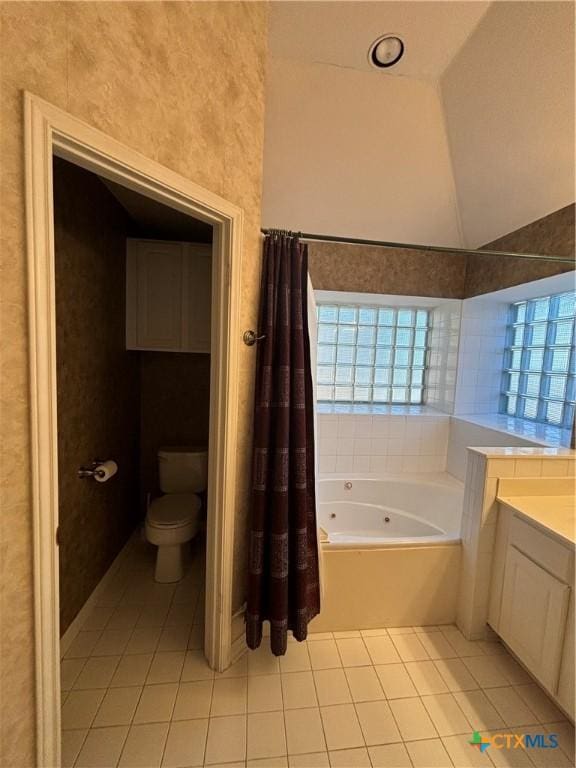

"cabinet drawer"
[509,515,573,583]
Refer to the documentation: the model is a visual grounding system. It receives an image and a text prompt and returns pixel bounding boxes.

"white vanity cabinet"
[126,239,211,353]
[490,503,574,719]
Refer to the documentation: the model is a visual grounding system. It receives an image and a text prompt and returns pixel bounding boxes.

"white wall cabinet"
[126,239,211,353]
[490,504,574,720]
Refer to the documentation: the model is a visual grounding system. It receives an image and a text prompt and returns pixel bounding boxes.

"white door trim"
[24,92,243,767]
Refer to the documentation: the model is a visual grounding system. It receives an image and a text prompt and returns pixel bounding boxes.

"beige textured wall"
[54,158,141,636]
[465,205,576,298]
[441,1,575,248]
[308,242,468,299]
[0,2,267,765]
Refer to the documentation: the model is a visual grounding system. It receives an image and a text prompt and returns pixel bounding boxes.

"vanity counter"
[496,494,576,548]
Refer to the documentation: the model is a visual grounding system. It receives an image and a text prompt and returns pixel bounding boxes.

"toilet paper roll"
[94,460,118,483]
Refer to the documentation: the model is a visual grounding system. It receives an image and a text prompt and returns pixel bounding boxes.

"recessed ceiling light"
[369,35,405,69]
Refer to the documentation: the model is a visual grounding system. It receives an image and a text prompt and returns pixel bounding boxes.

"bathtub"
[318,474,463,547]
[310,473,464,632]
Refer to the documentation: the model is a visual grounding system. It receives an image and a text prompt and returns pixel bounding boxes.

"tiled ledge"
[316,403,448,417]
[469,445,575,459]
[453,413,572,448]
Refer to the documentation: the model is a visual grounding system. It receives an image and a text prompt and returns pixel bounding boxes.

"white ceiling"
[268,1,491,80]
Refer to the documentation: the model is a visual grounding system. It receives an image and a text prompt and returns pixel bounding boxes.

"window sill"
[316,402,448,417]
[452,412,572,448]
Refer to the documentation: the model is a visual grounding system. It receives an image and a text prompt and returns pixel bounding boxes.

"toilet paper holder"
[78,460,112,480]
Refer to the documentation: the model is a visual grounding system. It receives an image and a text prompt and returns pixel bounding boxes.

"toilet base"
[155,544,183,583]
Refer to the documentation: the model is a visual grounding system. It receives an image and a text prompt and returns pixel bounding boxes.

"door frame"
[24,92,243,767]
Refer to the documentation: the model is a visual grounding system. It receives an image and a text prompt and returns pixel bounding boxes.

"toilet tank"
[158,446,208,494]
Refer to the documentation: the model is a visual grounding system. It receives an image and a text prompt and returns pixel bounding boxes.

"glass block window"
[501,292,576,428]
[316,304,429,403]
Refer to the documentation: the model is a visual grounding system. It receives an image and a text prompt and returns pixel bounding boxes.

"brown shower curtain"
[246,231,320,655]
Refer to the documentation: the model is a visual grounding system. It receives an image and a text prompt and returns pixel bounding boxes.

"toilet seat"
[147,492,201,528]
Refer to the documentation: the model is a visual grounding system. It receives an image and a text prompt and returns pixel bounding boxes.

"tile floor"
[61,537,574,768]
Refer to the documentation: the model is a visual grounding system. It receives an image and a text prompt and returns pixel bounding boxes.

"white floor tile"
[204,714,247,764]
[441,629,485,658]
[187,623,204,650]
[147,651,185,684]
[62,689,106,730]
[93,686,142,728]
[332,630,361,639]
[308,639,342,670]
[483,686,539,727]
[289,751,329,767]
[344,666,385,702]
[216,653,248,678]
[247,711,287,760]
[374,664,418,699]
[281,670,318,709]
[157,624,191,652]
[119,722,169,767]
[92,629,132,657]
[81,606,114,632]
[320,704,364,751]
[433,658,479,692]
[162,718,208,767]
[463,655,510,688]
[405,660,449,695]
[452,689,506,730]
[133,683,178,724]
[492,654,533,685]
[211,676,247,716]
[61,658,86,691]
[279,642,311,673]
[442,734,493,767]
[406,737,454,767]
[125,627,162,655]
[64,631,102,659]
[181,649,215,681]
[391,634,430,662]
[313,669,352,706]
[545,721,575,763]
[247,645,281,676]
[75,725,128,768]
[61,729,87,768]
[360,628,389,637]
[107,605,142,632]
[363,636,401,666]
[110,654,153,687]
[284,707,326,755]
[368,743,412,768]
[421,693,471,736]
[416,631,458,660]
[165,601,195,627]
[388,697,438,741]
[329,747,371,767]
[355,700,401,746]
[248,673,283,712]
[172,680,213,720]
[335,638,371,667]
[74,656,121,690]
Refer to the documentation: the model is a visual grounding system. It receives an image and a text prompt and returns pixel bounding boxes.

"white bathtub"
[318,473,463,547]
[310,473,464,632]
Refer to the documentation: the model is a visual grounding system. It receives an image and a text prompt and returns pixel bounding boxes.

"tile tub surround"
[0,3,268,763]
[317,412,450,475]
[61,535,574,768]
[456,448,576,640]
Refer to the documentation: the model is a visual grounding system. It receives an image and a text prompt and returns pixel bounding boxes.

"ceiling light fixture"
[369,35,405,69]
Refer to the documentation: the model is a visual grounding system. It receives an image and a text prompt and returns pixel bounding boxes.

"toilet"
[145,446,208,583]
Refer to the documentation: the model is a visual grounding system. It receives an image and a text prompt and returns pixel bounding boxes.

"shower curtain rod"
[260,228,575,264]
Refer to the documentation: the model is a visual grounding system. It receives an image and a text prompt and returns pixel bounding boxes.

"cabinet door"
[499,546,570,692]
[183,244,212,353]
[557,594,574,719]
[128,240,185,350]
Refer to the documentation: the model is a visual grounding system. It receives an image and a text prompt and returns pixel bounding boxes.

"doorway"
[25,93,243,767]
